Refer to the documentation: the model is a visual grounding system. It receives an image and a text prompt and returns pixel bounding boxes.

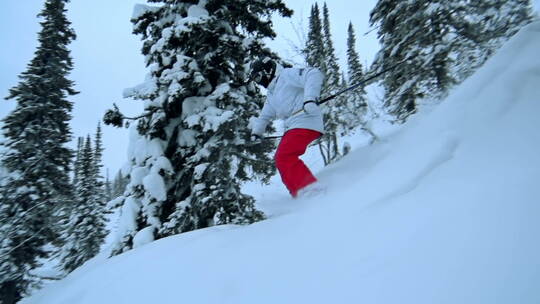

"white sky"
[1,0,537,175]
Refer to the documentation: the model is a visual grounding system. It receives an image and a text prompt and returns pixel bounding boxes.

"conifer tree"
[318,3,342,165]
[304,3,341,165]
[322,4,341,91]
[345,22,375,141]
[105,169,113,202]
[346,23,365,89]
[92,122,105,204]
[93,123,103,176]
[107,0,292,254]
[72,137,84,194]
[111,170,129,199]
[370,0,533,121]
[0,0,77,301]
[58,136,107,274]
[52,136,83,250]
[305,4,326,71]
[454,0,534,80]
[370,0,451,121]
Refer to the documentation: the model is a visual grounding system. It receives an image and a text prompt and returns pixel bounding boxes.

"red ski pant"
[275,128,322,197]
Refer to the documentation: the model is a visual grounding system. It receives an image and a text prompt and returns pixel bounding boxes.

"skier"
[249,57,325,198]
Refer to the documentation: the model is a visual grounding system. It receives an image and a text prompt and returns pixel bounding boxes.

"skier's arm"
[302,68,324,103]
[251,100,276,136]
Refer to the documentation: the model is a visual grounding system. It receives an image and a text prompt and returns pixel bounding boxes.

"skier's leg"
[275,128,322,197]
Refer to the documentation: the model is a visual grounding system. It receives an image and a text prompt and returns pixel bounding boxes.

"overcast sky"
[1,1,537,175]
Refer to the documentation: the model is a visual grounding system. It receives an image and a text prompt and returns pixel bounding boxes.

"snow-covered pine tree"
[105,169,113,203]
[369,0,451,121]
[92,122,106,204]
[54,136,84,236]
[346,23,365,89]
[345,22,375,142]
[0,130,7,194]
[322,4,341,93]
[453,0,534,81]
[72,137,84,193]
[303,3,342,165]
[305,3,327,72]
[369,0,533,121]
[109,0,292,254]
[51,136,83,250]
[317,3,343,165]
[111,170,129,200]
[58,136,107,274]
[0,0,77,301]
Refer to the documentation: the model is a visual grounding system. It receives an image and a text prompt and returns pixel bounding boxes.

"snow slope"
[21,22,540,304]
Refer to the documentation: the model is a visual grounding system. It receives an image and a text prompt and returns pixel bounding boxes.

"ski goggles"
[250,69,272,84]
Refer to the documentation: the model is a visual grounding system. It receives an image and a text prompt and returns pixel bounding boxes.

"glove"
[249,117,265,138]
[303,100,320,114]
[250,133,262,142]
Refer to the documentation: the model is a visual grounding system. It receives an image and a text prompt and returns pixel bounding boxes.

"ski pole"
[263,135,282,140]
[291,57,410,116]
[253,57,411,141]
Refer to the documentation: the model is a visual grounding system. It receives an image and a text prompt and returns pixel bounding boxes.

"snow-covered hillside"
[21,21,540,304]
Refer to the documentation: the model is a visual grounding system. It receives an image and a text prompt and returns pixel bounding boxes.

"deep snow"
[21,21,540,304]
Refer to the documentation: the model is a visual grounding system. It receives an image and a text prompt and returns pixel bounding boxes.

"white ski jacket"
[251,66,325,135]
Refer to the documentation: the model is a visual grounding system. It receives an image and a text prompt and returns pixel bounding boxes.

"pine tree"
[52,136,83,250]
[347,23,365,88]
[322,4,341,91]
[92,122,105,204]
[108,1,292,254]
[305,4,326,71]
[304,3,341,165]
[454,0,534,81]
[370,0,447,121]
[111,170,128,199]
[0,0,77,301]
[345,22,375,141]
[104,169,113,202]
[369,0,533,121]
[58,136,107,274]
[317,3,343,165]
[72,137,84,194]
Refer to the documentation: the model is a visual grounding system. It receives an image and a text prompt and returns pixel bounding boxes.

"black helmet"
[250,57,277,88]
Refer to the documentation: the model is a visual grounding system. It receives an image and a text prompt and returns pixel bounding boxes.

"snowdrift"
[22,22,540,304]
